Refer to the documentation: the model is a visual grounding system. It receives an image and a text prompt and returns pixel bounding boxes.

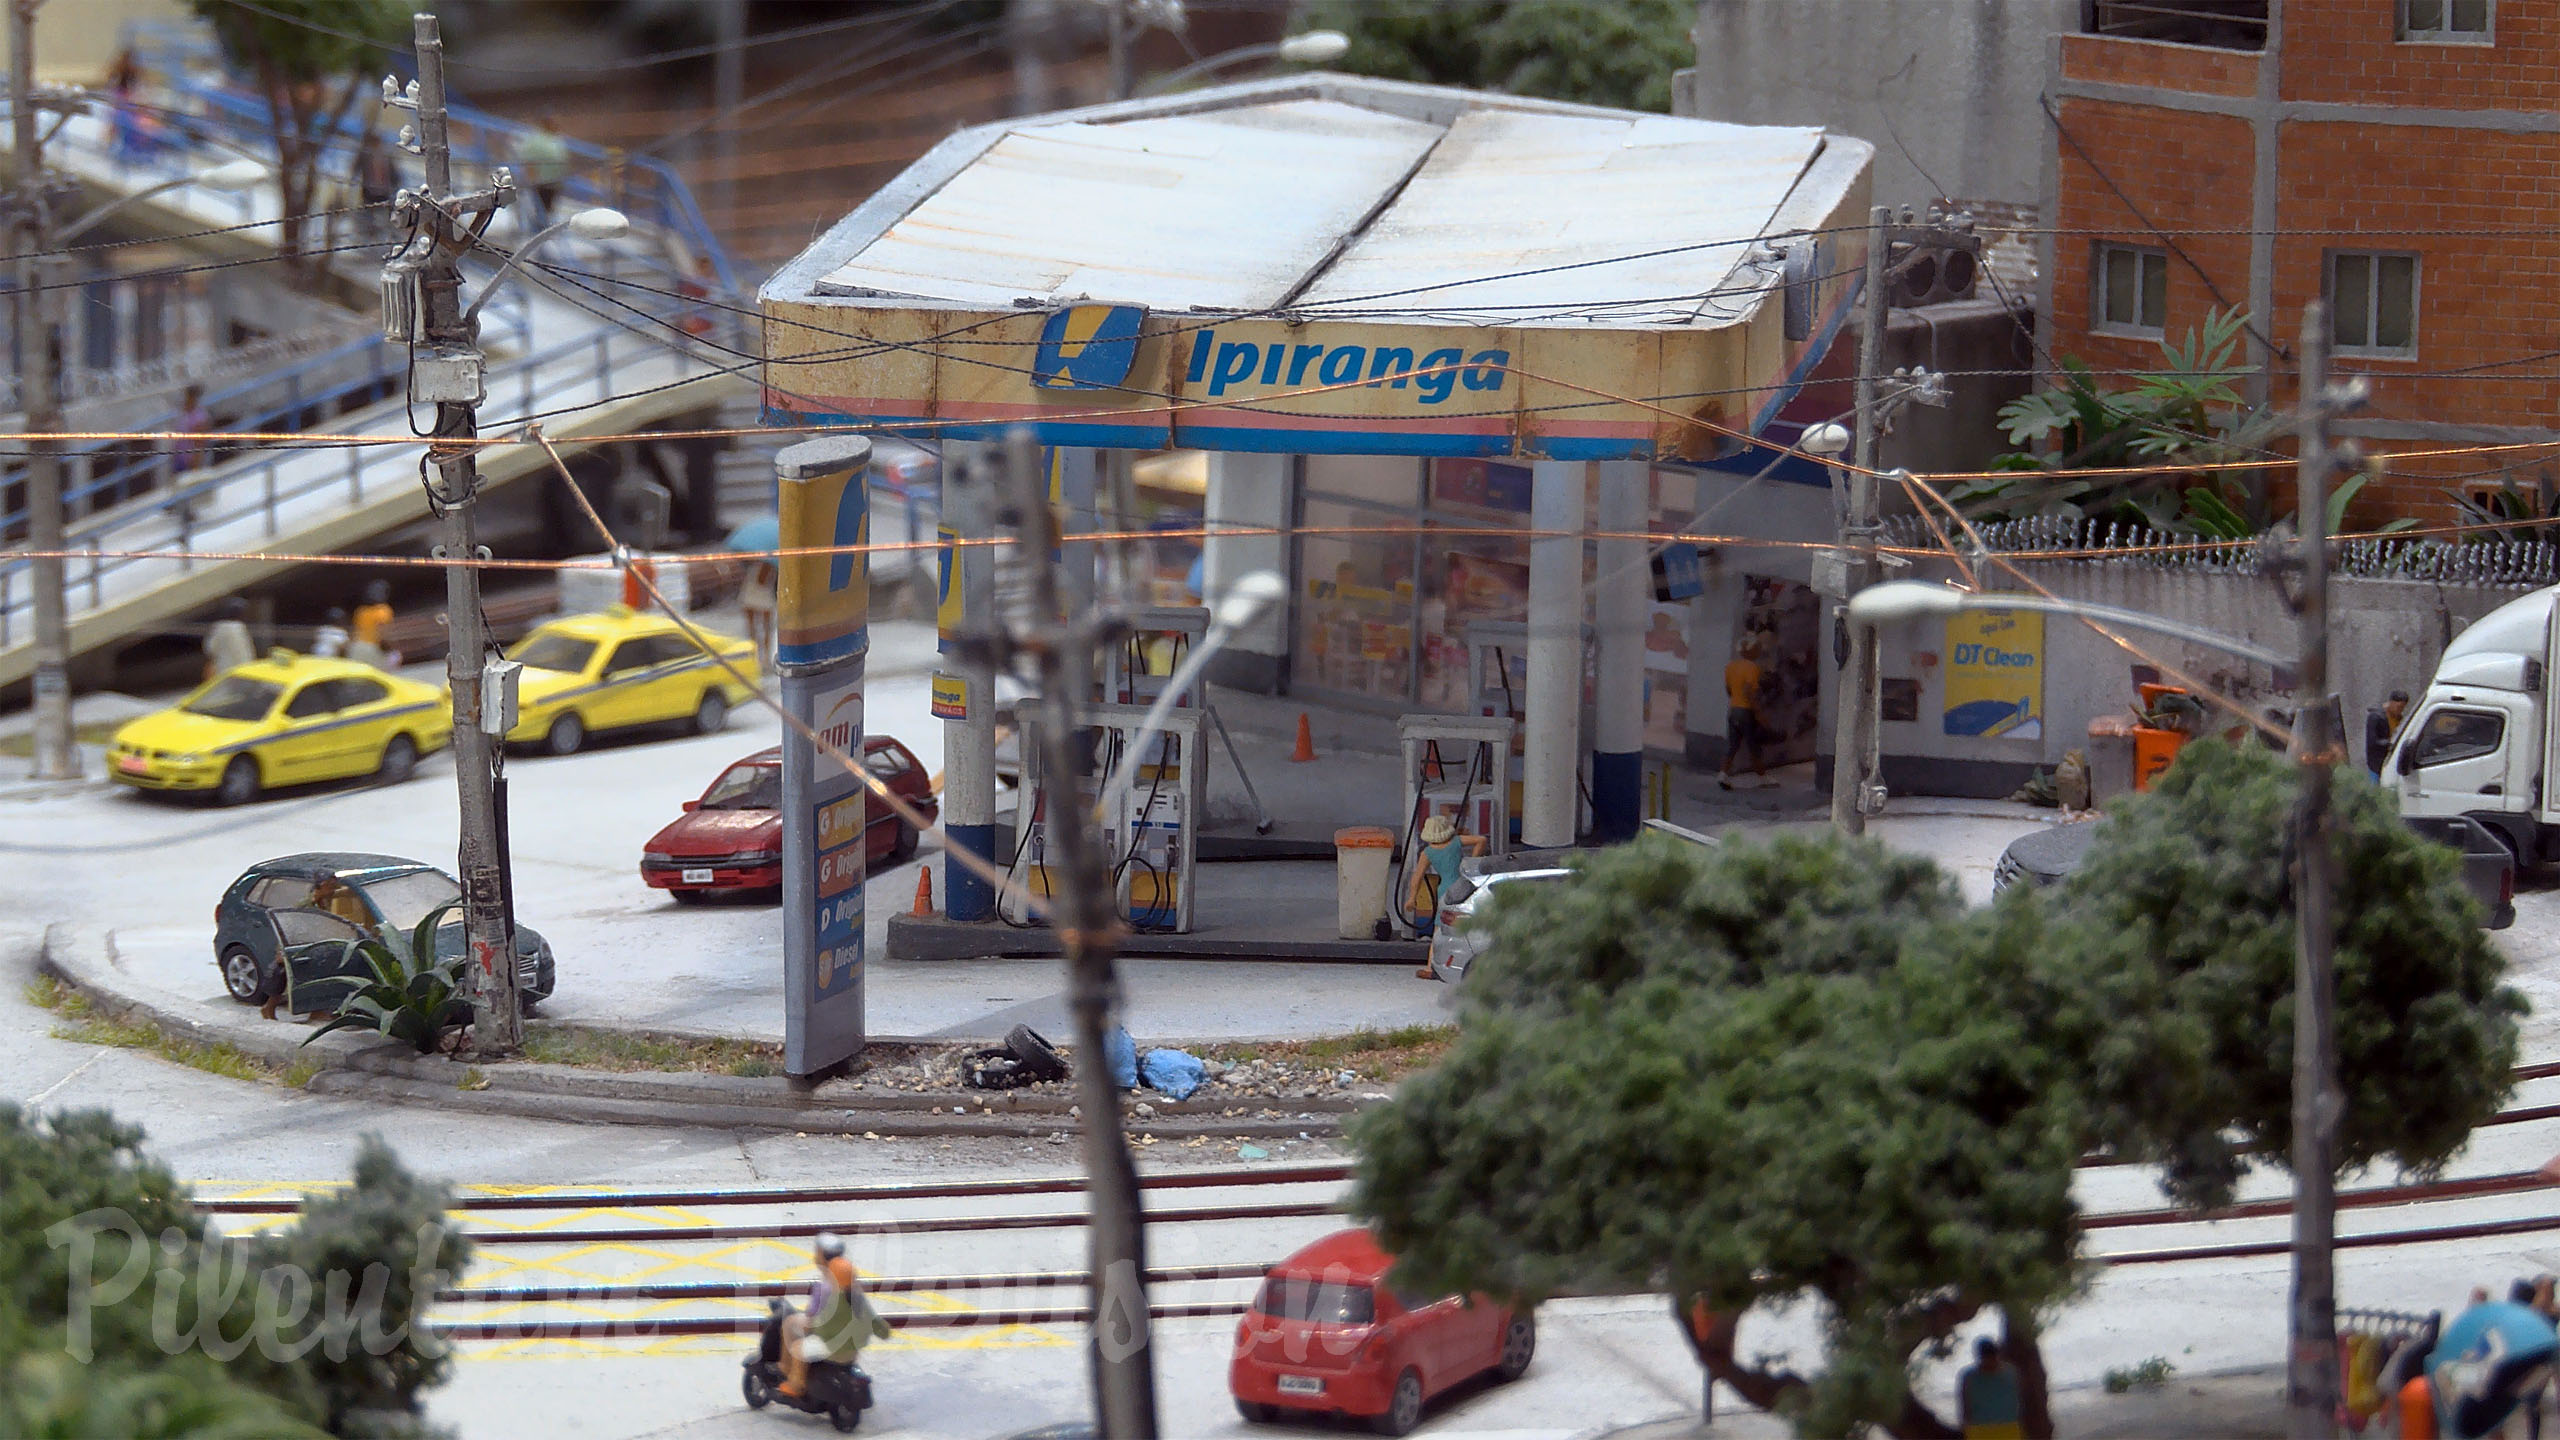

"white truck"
[2394,583,2560,873]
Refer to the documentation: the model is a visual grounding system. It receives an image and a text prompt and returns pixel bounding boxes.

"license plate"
[1276,1375,1322,1397]
[681,868,715,885]
[117,755,149,775]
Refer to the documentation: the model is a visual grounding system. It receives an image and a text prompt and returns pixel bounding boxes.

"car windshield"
[700,763,781,811]
[1255,1277,1375,1325]
[354,868,462,933]
[181,676,281,721]
[511,633,596,674]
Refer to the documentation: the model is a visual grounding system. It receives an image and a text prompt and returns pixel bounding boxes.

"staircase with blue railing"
[0,20,757,687]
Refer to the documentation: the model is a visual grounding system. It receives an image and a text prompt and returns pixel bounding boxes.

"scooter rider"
[779,1232,892,1399]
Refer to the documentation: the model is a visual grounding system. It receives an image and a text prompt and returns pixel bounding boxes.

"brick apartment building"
[2041,0,2560,525]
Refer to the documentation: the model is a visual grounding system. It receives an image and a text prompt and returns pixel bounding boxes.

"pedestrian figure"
[312,608,350,659]
[204,597,254,680]
[512,114,571,229]
[2367,689,2411,779]
[348,580,394,667]
[108,49,157,166]
[1958,1336,2023,1440]
[740,556,778,676]
[1718,635,1765,790]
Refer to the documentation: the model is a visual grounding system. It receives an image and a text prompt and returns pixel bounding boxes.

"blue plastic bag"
[1140,1047,1206,1101]
[1104,1026,1138,1090]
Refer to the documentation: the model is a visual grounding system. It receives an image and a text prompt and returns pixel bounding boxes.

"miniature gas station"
[758,72,1875,968]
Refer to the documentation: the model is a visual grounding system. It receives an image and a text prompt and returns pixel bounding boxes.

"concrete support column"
[1523,460,1584,849]
[940,440,999,922]
[1591,460,1647,842]
[1054,446,1100,617]
[1203,451,1290,691]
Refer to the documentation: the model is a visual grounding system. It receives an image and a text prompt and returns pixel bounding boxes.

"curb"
[887,911,1423,963]
[30,927,1360,1140]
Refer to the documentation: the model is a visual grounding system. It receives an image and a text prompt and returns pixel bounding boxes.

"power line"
[208,0,961,77]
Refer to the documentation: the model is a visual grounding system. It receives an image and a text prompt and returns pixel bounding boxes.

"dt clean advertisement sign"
[1942,609,2044,740]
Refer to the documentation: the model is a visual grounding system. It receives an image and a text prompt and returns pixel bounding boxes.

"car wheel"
[890,820,918,862]
[1372,1369,1424,1436]
[214,756,260,807]
[1236,1399,1279,1423]
[693,690,729,736]
[219,946,272,1004]
[542,713,585,756]
[741,1369,771,1409]
[377,734,418,784]
[1495,1313,1536,1380]
[829,1399,863,1432]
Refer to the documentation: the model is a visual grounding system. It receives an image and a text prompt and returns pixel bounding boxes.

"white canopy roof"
[792,75,1856,333]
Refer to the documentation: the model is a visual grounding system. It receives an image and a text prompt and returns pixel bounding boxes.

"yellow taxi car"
[504,607,760,756]
[106,651,453,806]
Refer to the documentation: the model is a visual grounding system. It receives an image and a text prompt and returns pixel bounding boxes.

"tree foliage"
[1352,761,2524,1436]
[2045,740,2524,1209]
[187,0,408,285]
[1296,0,1693,112]
[0,1105,466,1436]
[1355,836,2084,1436]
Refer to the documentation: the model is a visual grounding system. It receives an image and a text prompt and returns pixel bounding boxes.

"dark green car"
[213,852,556,1014]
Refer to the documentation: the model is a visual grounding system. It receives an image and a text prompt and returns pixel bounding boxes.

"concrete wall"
[1682,0,2073,210]
[1827,558,2535,797]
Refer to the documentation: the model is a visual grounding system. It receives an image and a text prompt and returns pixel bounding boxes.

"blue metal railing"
[0,311,735,649]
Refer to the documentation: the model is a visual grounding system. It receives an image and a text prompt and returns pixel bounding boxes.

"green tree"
[1298,0,1693,112]
[187,0,408,285]
[2044,740,2524,1210]
[1353,835,2084,1438]
[0,1105,467,1436]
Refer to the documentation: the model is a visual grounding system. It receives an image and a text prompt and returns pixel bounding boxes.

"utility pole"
[1104,0,1131,100]
[2286,300,2364,1440]
[387,14,522,1054]
[8,0,76,781]
[997,429,1158,1434]
[1827,205,1889,834]
[1828,205,1970,835]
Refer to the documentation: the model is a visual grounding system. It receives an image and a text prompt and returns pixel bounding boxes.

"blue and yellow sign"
[1032,305,1146,391]
[776,436,870,670]
[1942,609,2043,740]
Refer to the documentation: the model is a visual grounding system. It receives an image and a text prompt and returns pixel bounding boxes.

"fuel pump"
[1102,604,1274,835]
[1005,705,1202,933]
[1466,621,1592,842]
[1390,714,1515,937]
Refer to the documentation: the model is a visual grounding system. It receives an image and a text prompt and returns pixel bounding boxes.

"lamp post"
[1135,29,1350,95]
[1846,581,2294,670]
[6,108,267,780]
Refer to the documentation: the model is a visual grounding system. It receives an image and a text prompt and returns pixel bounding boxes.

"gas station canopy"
[762,74,1875,461]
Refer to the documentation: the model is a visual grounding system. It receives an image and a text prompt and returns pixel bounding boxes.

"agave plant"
[2451,475,2560,545]
[1956,308,2290,535]
[301,901,473,1054]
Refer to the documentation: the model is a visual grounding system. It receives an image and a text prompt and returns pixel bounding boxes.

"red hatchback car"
[639,737,937,901]
[1230,1228,1534,1434]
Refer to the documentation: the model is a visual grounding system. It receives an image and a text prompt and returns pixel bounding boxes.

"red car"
[639,738,937,901]
[1230,1228,1534,1434]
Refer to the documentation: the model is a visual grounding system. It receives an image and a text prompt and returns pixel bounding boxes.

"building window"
[2329,252,2419,355]
[2401,0,2492,41]
[2094,243,2168,335]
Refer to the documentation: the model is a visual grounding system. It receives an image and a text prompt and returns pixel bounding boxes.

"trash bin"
[1334,827,1396,940]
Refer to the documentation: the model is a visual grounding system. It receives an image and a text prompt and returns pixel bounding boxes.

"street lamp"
[1097,569,1284,823]
[460,207,629,327]
[53,159,269,243]
[1136,30,1350,95]
[9,152,271,783]
[1847,580,2294,670]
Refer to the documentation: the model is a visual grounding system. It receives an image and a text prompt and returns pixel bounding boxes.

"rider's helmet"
[813,1231,846,1261]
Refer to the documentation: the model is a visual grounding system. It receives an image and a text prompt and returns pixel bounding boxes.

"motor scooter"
[742,1299,874,1432]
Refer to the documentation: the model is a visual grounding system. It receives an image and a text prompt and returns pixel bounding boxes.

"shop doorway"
[1734,575,1821,767]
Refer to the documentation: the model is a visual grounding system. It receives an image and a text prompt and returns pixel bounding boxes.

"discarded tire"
[1006,1025,1068,1082]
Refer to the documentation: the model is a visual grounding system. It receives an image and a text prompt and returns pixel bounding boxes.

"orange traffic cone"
[912,868,935,917]
[1290,712,1317,763]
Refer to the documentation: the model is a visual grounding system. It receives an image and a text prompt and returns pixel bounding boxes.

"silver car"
[1425,855,1575,984]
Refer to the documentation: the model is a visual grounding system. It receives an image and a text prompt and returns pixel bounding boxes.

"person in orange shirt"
[1719,636,1765,791]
